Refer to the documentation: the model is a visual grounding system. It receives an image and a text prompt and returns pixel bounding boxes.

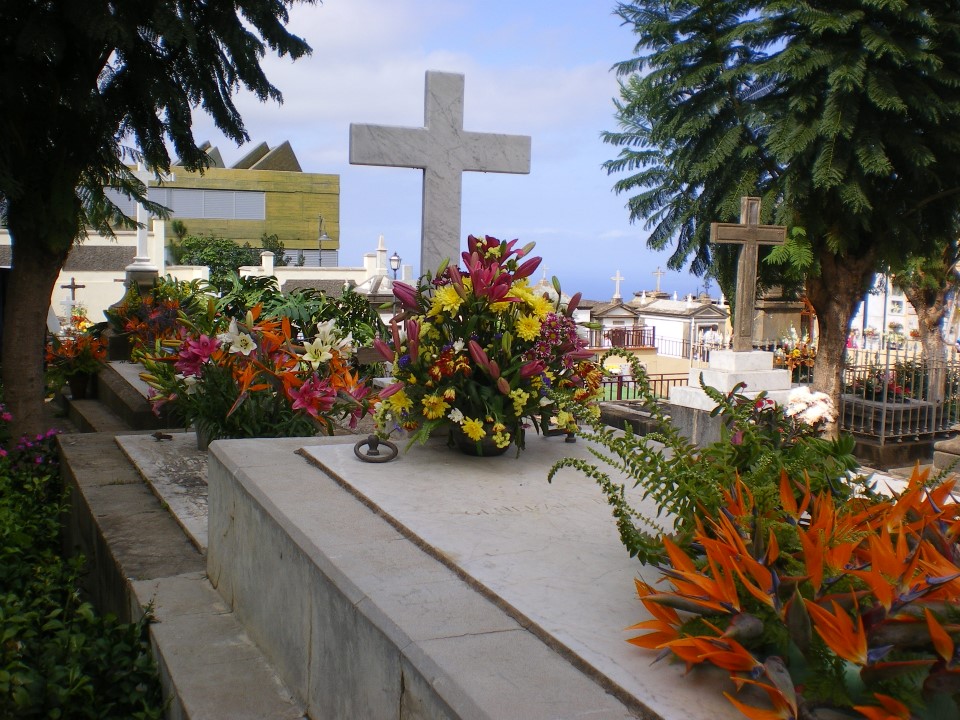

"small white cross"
[611,270,625,300]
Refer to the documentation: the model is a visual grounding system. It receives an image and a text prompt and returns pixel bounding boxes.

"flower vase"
[451,423,510,457]
[67,372,94,400]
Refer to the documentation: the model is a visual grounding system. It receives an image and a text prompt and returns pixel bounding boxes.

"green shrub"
[550,354,871,564]
[0,419,163,718]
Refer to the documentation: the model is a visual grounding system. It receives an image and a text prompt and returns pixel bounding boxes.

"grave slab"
[207,434,745,720]
[116,432,208,551]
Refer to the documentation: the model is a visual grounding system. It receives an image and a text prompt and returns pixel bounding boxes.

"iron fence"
[599,340,960,445]
[601,372,689,401]
[840,345,960,444]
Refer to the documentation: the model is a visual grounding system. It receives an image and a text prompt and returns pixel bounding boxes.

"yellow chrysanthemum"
[493,431,511,449]
[388,390,413,413]
[516,314,541,341]
[490,301,511,314]
[429,285,463,316]
[528,294,553,320]
[462,417,486,441]
[421,394,450,420]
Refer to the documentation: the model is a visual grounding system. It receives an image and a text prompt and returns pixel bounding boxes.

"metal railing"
[598,339,960,445]
[588,327,656,349]
[601,372,689,401]
[840,346,960,444]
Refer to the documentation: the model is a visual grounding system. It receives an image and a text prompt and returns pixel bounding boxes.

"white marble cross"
[611,270,624,301]
[652,267,665,293]
[126,163,158,272]
[349,71,532,275]
[125,162,174,273]
[710,196,786,352]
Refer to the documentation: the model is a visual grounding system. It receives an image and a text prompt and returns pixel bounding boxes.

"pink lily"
[392,281,419,311]
[378,382,405,399]
[406,318,420,360]
[519,360,546,379]
[512,255,542,281]
[373,338,395,362]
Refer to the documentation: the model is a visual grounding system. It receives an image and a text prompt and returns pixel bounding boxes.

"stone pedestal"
[667,350,792,445]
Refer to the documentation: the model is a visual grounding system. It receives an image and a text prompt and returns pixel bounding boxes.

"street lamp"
[317,215,331,266]
[389,252,401,280]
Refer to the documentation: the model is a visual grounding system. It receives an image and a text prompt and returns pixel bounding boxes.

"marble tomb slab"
[298,435,744,720]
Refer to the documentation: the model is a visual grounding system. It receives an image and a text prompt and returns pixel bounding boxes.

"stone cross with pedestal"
[667,196,793,445]
[710,196,787,351]
[349,71,532,276]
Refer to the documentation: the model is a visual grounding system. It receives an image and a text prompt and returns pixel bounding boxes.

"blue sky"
[187,0,705,302]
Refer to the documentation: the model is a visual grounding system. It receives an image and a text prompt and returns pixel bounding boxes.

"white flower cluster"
[785,387,835,426]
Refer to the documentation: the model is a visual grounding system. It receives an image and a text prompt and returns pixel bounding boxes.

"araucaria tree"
[604,0,960,420]
[0,1,313,438]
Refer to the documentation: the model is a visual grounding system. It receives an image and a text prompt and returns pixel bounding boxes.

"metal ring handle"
[354,435,399,463]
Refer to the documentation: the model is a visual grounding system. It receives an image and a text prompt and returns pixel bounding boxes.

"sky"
[187,0,706,302]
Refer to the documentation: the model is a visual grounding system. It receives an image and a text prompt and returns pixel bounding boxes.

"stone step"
[59,430,305,719]
[96,362,182,431]
[65,397,130,434]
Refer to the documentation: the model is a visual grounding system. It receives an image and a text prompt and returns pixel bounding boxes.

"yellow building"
[114,141,341,263]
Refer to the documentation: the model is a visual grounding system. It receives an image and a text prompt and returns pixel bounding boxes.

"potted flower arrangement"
[372,235,603,456]
[45,331,107,399]
[104,277,212,360]
[140,305,374,447]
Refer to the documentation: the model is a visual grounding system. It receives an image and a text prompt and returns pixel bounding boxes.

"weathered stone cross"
[710,196,786,352]
[349,71,532,275]
[60,277,85,302]
[611,270,624,301]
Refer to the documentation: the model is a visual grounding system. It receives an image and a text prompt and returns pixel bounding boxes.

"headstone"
[652,267,665,294]
[667,197,791,444]
[349,71,532,275]
[710,196,786,352]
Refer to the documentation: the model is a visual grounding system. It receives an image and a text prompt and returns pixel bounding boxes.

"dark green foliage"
[0,421,162,718]
[0,0,314,439]
[215,274,385,346]
[605,0,960,278]
[259,233,289,267]
[172,235,261,291]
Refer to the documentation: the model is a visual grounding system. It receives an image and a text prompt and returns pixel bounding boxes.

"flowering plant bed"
[373,235,602,454]
[555,356,960,718]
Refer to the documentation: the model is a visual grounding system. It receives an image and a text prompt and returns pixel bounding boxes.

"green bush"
[0,420,163,718]
[550,354,870,564]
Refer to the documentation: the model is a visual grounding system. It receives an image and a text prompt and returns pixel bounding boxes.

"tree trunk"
[806,251,877,438]
[901,282,949,406]
[0,188,74,442]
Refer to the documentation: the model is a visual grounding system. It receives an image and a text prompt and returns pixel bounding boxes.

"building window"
[103,187,266,221]
[890,300,904,315]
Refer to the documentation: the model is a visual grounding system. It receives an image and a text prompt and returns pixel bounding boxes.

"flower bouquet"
[45,331,107,398]
[373,235,603,455]
[140,305,373,444]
